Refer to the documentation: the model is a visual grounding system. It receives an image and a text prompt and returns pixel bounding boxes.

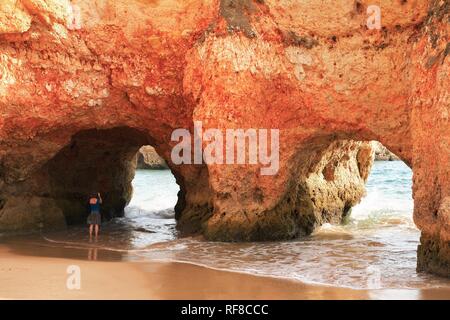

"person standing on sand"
[87,192,102,238]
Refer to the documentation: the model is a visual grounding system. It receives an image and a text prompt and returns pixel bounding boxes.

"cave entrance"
[316,140,414,233]
[351,142,413,224]
[301,141,419,288]
[121,146,180,241]
[45,127,182,233]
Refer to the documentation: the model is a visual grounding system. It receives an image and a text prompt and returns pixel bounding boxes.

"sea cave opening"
[349,141,414,229]
[122,145,180,244]
[43,127,182,238]
[302,140,419,288]
[6,131,449,289]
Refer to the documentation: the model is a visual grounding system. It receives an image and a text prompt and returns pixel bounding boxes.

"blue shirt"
[89,197,101,213]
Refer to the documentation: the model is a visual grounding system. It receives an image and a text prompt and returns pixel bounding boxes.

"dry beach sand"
[1,244,449,300]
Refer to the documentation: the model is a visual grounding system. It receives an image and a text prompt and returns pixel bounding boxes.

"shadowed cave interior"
[42,127,410,239]
[43,127,184,227]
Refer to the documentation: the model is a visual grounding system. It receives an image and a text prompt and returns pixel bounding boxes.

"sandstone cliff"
[0,0,448,276]
[136,146,168,170]
[372,141,400,161]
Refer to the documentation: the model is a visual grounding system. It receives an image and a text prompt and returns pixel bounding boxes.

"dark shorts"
[87,211,101,225]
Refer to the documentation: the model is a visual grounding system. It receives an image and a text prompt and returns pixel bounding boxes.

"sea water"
[15,162,450,290]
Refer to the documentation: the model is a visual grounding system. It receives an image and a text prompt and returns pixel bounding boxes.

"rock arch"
[0,0,448,276]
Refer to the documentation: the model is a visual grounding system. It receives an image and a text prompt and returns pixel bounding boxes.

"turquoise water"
[23,162,450,290]
[351,161,414,226]
[126,170,180,215]
[124,163,449,290]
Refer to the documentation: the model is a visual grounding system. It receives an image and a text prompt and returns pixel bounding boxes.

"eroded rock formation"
[0,1,448,276]
[372,141,400,161]
[198,140,374,241]
[136,146,168,169]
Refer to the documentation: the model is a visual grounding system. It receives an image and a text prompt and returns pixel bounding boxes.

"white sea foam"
[30,163,450,290]
[119,163,449,289]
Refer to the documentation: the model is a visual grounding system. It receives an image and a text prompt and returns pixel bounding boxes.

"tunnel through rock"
[0,0,448,277]
[33,126,190,231]
[197,137,376,241]
[44,127,149,225]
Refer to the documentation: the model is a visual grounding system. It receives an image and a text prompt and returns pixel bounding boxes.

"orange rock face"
[0,1,448,276]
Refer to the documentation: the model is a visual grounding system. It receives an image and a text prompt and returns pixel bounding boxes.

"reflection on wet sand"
[88,248,98,261]
[1,241,450,300]
[1,165,450,299]
[1,233,126,262]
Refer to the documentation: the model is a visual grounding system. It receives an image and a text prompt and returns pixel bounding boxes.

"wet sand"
[0,244,449,300]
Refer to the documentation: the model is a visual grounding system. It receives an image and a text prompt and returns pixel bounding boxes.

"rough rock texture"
[201,140,373,241]
[0,1,448,276]
[136,146,168,169]
[372,141,400,161]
